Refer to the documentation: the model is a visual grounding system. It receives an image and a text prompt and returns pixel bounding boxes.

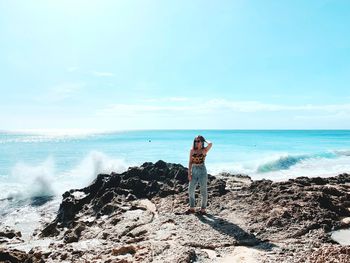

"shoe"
[185,209,195,215]
[196,210,207,215]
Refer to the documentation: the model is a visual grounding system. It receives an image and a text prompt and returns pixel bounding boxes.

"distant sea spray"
[2,151,129,201]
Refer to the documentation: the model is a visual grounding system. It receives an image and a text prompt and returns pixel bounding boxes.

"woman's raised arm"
[204,140,212,153]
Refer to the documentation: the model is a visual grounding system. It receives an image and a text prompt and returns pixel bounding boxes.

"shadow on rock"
[196,213,276,251]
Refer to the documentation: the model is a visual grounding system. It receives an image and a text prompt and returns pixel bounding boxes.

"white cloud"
[294,111,350,121]
[48,82,85,101]
[96,98,350,117]
[96,104,194,117]
[205,99,350,113]
[92,71,114,77]
[206,99,282,112]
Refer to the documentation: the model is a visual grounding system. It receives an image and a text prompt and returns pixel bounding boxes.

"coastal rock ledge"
[1,161,350,262]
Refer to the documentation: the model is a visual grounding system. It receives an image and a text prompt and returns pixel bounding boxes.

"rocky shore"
[1,160,350,262]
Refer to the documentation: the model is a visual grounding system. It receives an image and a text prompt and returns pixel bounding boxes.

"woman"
[187,135,212,215]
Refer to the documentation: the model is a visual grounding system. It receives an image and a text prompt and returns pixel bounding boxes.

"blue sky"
[1,0,350,130]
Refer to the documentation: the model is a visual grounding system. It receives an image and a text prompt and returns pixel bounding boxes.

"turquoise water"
[1,130,350,200]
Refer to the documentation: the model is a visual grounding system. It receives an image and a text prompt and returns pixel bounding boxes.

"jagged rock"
[60,253,68,260]
[243,173,350,240]
[63,222,86,243]
[112,245,137,256]
[176,249,197,262]
[33,251,42,259]
[40,221,59,237]
[41,161,228,236]
[0,228,22,239]
[0,248,30,263]
[23,163,349,263]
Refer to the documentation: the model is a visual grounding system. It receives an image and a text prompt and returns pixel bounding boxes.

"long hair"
[193,135,205,150]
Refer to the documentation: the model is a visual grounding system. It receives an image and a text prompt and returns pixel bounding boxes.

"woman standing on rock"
[187,135,212,215]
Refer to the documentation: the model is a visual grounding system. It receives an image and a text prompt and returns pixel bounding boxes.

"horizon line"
[1,128,350,135]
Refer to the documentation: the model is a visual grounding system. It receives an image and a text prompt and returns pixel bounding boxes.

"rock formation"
[1,161,350,262]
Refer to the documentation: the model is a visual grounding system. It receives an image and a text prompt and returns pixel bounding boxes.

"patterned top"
[191,152,206,164]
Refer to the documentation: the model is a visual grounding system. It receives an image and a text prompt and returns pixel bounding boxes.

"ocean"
[1,130,350,236]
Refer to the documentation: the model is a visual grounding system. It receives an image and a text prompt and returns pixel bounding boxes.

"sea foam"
[3,151,130,201]
[208,151,350,180]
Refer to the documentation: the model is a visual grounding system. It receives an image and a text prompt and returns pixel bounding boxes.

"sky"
[1,0,350,130]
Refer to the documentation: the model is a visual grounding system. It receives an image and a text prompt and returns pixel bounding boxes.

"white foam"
[1,197,61,241]
[3,151,131,201]
[207,152,294,175]
[55,151,130,191]
[0,151,131,240]
[8,158,56,199]
[250,155,350,180]
[207,154,350,181]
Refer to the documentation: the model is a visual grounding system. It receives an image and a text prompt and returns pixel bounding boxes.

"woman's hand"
[204,139,212,153]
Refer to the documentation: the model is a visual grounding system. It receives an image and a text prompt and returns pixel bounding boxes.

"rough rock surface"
[230,173,350,262]
[2,161,350,262]
[0,227,22,243]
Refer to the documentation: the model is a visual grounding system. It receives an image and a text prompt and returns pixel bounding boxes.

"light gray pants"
[189,164,208,209]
